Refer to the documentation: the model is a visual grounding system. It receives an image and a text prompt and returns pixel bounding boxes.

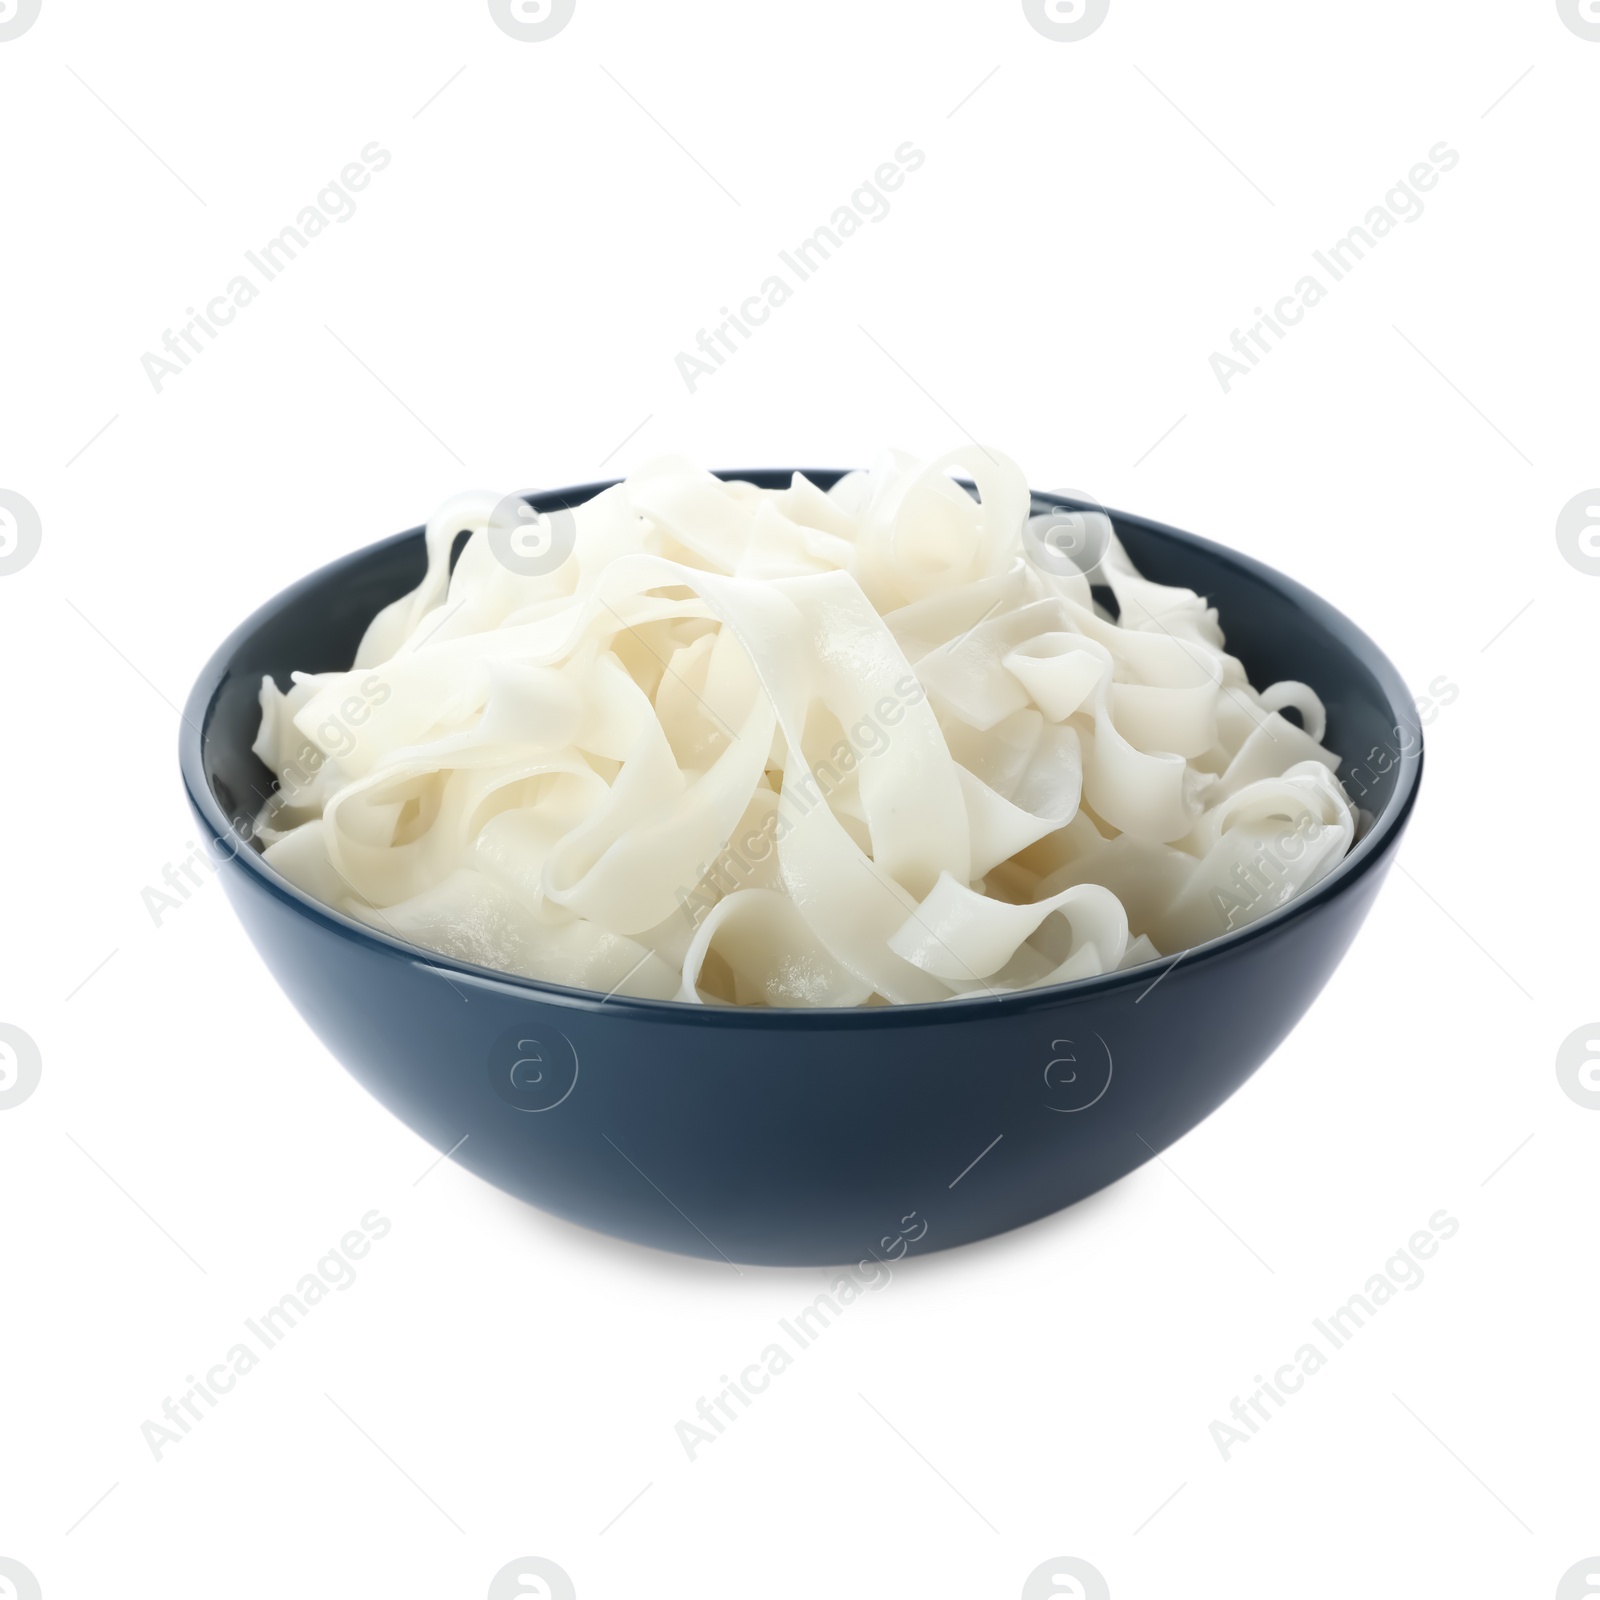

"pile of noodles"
[253,448,1354,1006]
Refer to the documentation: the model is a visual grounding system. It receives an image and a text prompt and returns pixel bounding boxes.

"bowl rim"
[179,470,1423,1029]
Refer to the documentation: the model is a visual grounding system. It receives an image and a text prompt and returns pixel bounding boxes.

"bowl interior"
[193,472,1418,960]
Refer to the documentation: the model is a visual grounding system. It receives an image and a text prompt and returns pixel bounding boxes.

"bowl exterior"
[198,823,1403,1266]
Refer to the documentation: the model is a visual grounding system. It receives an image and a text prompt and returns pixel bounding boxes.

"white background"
[2,1,1597,1596]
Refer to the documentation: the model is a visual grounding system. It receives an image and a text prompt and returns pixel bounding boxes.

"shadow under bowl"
[180,473,1422,1267]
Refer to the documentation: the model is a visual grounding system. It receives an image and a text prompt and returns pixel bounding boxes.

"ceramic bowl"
[180,473,1421,1266]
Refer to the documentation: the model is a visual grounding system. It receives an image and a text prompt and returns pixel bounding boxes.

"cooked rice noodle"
[252,448,1355,1006]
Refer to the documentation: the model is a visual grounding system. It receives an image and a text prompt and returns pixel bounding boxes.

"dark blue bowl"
[181,473,1421,1266]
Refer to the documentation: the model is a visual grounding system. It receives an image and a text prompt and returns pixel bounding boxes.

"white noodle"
[252,447,1356,1006]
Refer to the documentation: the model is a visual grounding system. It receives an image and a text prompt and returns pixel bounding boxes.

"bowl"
[180,473,1422,1267]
